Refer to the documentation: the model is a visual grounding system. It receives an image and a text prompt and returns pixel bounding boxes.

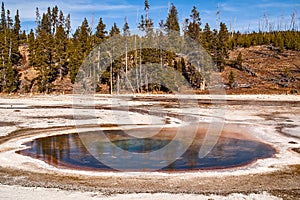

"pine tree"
[79,18,92,54]
[201,23,214,53]
[30,7,60,93]
[35,7,41,32]
[164,3,180,34]
[6,9,13,61]
[0,3,20,93]
[46,7,52,33]
[219,22,229,57]
[58,10,64,27]
[138,15,145,31]
[164,3,180,57]
[123,18,130,37]
[122,17,130,79]
[68,18,92,83]
[95,17,107,43]
[0,2,6,80]
[274,33,284,53]
[34,29,56,93]
[109,22,120,37]
[54,10,68,81]
[13,10,20,38]
[185,6,201,41]
[144,0,150,10]
[215,22,229,72]
[0,2,6,31]
[19,30,26,44]
[0,2,8,72]
[143,0,153,36]
[51,6,59,34]
[3,61,19,92]
[68,38,82,84]
[10,10,21,65]
[65,14,71,38]
[235,52,242,69]
[28,29,36,66]
[228,70,235,88]
[41,12,51,34]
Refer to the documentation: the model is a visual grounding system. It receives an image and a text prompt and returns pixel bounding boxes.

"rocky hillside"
[222,45,300,94]
[18,45,73,94]
[17,45,299,95]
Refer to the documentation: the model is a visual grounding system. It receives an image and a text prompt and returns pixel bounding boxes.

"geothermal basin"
[0,95,299,199]
[17,126,276,172]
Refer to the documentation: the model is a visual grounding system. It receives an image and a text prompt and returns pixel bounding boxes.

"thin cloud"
[4,0,139,20]
[256,3,300,8]
[201,10,215,15]
[150,5,169,10]
[66,4,138,12]
[219,3,238,12]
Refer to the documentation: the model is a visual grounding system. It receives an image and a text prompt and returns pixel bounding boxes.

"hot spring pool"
[17,127,276,172]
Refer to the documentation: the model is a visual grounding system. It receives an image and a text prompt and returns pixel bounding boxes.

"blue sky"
[4,0,300,34]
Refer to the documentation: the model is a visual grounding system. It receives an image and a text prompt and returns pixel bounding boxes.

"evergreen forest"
[0,1,299,94]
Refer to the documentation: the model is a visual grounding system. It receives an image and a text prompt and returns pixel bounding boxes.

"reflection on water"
[17,130,276,172]
[112,138,174,153]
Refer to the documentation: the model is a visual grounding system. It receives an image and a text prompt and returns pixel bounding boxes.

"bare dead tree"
[276,16,283,31]
[90,12,94,35]
[264,13,269,32]
[230,17,236,37]
[216,3,220,30]
[269,21,275,32]
[290,10,296,31]
[247,21,251,33]
[135,9,140,93]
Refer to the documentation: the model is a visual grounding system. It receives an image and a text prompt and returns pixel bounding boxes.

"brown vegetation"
[222,45,300,94]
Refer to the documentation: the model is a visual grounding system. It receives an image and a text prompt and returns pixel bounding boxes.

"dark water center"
[17,129,276,172]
